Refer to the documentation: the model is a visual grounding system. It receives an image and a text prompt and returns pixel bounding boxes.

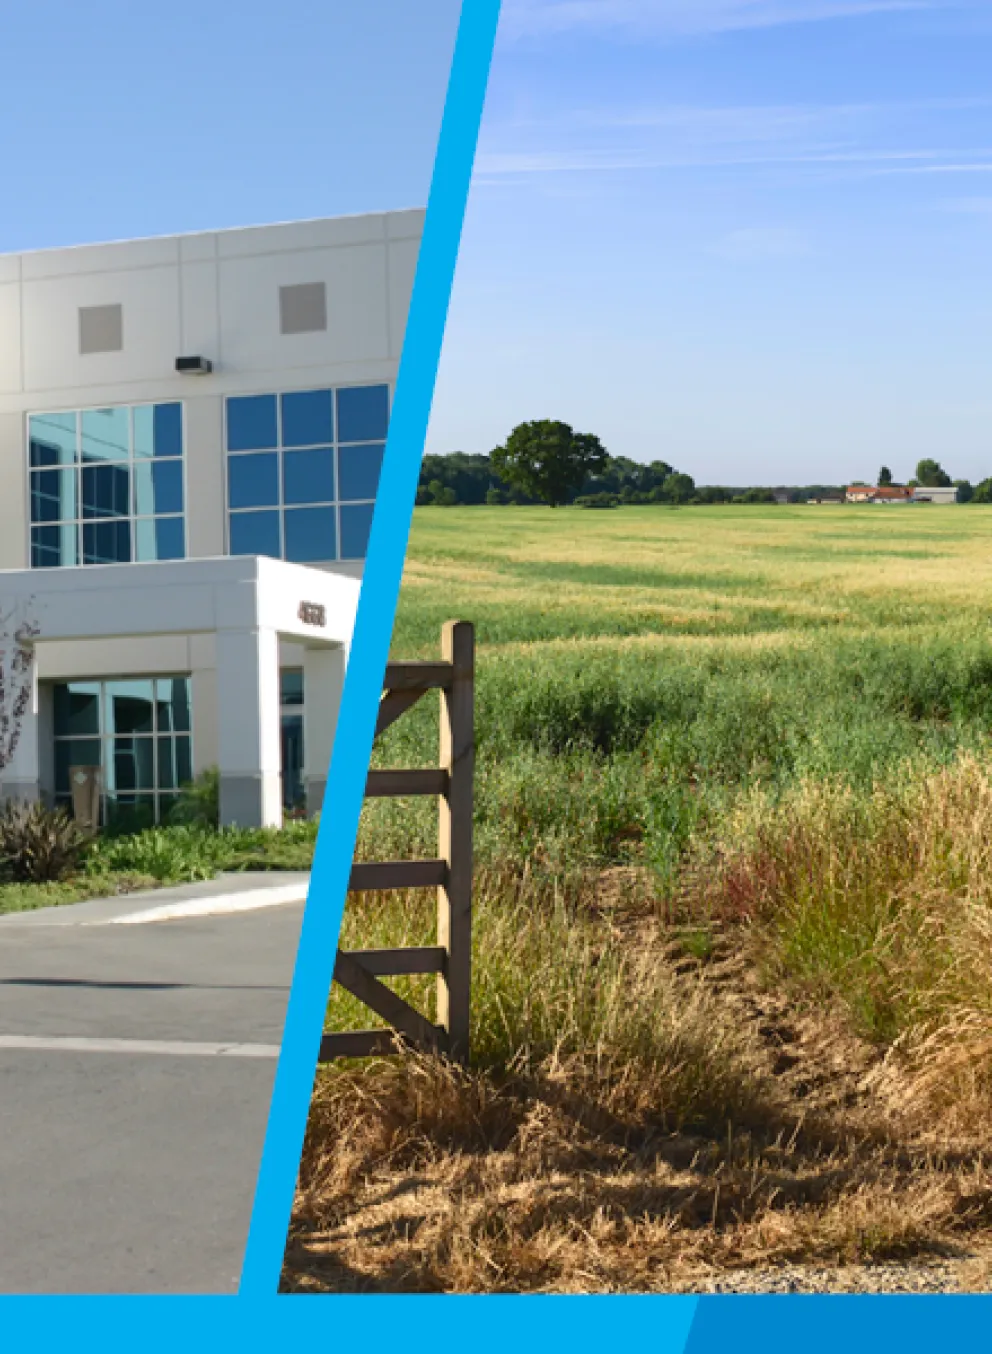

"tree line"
[418,424,991,508]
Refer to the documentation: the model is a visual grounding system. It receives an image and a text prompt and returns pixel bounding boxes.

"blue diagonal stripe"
[238,0,502,1295]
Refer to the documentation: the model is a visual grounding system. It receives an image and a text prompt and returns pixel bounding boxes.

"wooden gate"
[320,620,474,1065]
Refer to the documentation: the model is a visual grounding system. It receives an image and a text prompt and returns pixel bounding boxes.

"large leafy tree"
[878,465,893,486]
[662,472,695,504]
[915,458,952,488]
[491,420,608,507]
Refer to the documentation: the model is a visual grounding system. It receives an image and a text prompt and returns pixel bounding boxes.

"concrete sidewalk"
[0,873,308,1293]
[0,870,311,928]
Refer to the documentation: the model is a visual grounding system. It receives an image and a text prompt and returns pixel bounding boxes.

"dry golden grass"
[285,922,992,1294]
[285,784,992,1293]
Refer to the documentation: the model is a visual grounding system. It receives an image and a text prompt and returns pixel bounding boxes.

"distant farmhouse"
[845,485,959,505]
[913,486,959,504]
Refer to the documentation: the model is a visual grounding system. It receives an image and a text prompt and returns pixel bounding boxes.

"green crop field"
[292,504,992,1295]
[393,503,992,654]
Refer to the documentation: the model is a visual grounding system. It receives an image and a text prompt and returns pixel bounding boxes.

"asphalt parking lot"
[0,877,306,1294]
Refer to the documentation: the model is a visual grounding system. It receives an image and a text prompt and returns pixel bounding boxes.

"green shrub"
[90,825,220,882]
[0,800,89,883]
[167,767,220,828]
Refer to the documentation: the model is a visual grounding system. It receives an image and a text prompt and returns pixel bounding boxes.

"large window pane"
[336,385,389,442]
[280,669,303,706]
[281,389,334,447]
[284,505,336,563]
[228,453,278,509]
[54,682,101,737]
[133,459,183,516]
[338,443,384,502]
[283,448,335,505]
[155,678,192,733]
[111,738,156,793]
[175,735,192,786]
[157,737,180,790]
[229,509,281,558]
[83,519,131,564]
[106,680,155,735]
[340,502,375,560]
[82,407,130,463]
[82,464,131,519]
[226,395,278,451]
[31,468,76,524]
[281,714,304,810]
[29,413,77,468]
[134,403,182,458]
[134,516,185,562]
[32,524,79,568]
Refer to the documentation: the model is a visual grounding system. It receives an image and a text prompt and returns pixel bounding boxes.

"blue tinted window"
[229,510,281,558]
[338,443,383,501]
[134,516,185,562]
[105,680,155,736]
[157,735,193,790]
[82,407,129,463]
[83,519,131,564]
[280,670,304,706]
[29,402,189,571]
[54,681,101,737]
[281,389,333,447]
[337,385,389,442]
[284,506,336,563]
[29,413,77,468]
[32,524,79,569]
[81,464,131,519]
[228,453,278,509]
[340,503,375,560]
[31,468,76,523]
[54,677,192,824]
[134,460,183,516]
[134,403,182,458]
[156,678,191,733]
[284,448,335,505]
[227,395,277,451]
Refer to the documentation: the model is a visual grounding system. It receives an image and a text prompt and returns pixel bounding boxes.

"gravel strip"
[680,1258,985,1294]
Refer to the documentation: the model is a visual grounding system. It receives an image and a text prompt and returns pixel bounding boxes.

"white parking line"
[0,1034,280,1058]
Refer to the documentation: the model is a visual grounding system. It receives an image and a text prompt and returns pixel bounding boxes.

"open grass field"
[285,505,992,1294]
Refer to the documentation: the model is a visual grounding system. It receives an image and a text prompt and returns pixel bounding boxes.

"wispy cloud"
[473,95,992,183]
[500,0,937,41]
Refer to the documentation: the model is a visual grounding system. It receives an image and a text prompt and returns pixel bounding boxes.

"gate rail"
[319,620,474,1065]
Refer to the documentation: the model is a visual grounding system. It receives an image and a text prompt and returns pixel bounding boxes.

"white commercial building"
[0,210,423,828]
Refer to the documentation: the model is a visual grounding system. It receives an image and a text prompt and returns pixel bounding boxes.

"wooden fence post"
[436,620,474,1063]
[322,621,475,1065]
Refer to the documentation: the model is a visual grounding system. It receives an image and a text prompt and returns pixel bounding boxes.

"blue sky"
[428,0,992,485]
[0,1,459,250]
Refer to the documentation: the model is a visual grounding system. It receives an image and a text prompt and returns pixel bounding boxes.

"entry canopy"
[0,555,360,648]
[0,555,361,828]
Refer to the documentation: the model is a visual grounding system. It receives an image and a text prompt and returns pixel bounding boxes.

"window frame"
[26,401,188,569]
[223,383,389,565]
[51,674,194,826]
